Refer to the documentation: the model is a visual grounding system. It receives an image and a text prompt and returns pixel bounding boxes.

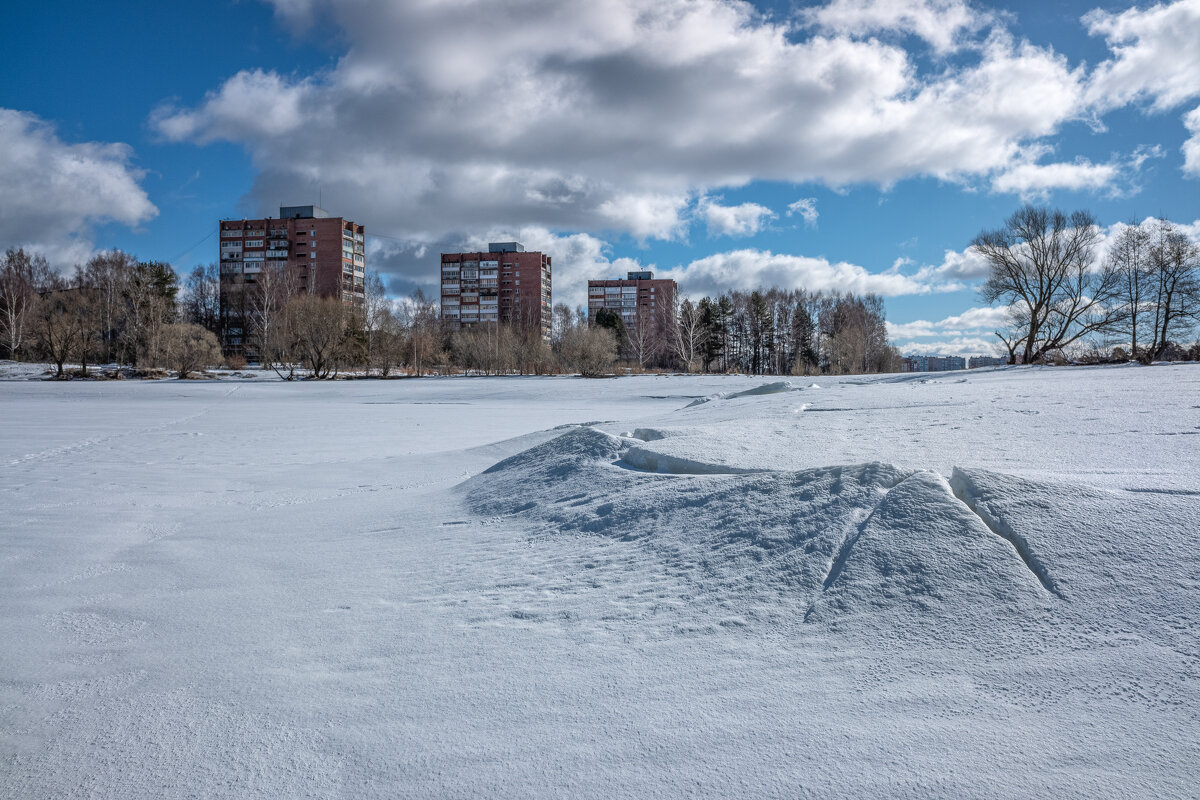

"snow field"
[2,366,1199,798]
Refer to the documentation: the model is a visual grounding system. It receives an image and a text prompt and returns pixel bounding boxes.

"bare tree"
[253,261,302,365]
[372,304,407,377]
[626,310,660,369]
[551,302,575,350]
[0,248,53,360]
[559,325,618,377]
[1145,218,1200,360]
[360,270,389,374]
[118,260,179,367]
[400,289,441,376]
[34,289,86,378]
[973,206,1125,364]
[80,250,138,364]
[182,263,221,335]
[670,297,705,372]
[164,323,223,378]
[281,294,348,379]
[1105,220,1153,359]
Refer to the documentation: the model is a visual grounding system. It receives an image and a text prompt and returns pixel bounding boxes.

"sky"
[2,0,1199,357]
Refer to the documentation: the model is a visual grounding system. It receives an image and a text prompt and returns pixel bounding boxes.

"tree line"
[0,249,220,378]
[975,207,1200,364]
[1,247,902,379]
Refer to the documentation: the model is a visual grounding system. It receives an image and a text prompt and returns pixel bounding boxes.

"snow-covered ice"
[2,366,1199,797]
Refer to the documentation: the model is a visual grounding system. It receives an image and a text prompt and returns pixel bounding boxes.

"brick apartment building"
[440,242,552,340]
[587,270,677,333]
[218,205,365,356]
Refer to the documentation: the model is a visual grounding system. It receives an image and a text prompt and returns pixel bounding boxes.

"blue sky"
[2,0,1199,355]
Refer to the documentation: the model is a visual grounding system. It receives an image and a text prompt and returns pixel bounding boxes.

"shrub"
[164,323,222,378]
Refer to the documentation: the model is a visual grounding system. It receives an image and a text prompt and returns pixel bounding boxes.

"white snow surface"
[2,366,1199,798]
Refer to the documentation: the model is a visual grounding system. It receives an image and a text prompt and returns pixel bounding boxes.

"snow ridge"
[949,467,1064,599]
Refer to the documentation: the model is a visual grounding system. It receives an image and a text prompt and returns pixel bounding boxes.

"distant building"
[969,355,1008,368]
[218,205,365,356]
[586,270,677,332]
[903,354,967,372]
[440,242,552,340]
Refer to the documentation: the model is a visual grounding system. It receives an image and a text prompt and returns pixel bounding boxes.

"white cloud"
[151,70,311,144]
[1184,105,1200,177]
[0,108,157,267]
[1084,0,1200,113]
[659,248,953,299]
[990,143,1165,198]
[598,193,691,241]
[786,197,819,227]
[151,0,1102,248]
[699,197,776,237]
[885,303,1014,356]
[895,336,1005,357]
[803,0,987,53]
[991,157,1119,196]
[887,305,1010,338]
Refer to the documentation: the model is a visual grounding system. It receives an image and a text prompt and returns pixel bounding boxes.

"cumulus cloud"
[886,305,1013,356]
[657,248,955,299]
[991,157,1120,196]
[803,0,987,53]
[0,108,157,267]
[914,246,992,282]
[1083,0,1200,180]
[1084,0,1200,112]
[991,143,1165,198]
[787,198,820,227]
[151,0,1102,252]
[699,197,776,237]
[895,336,1005,356]
[151,70,311,144]
[887,305,1010,339]
[598,193,691,241]
[1184,105,1200,177]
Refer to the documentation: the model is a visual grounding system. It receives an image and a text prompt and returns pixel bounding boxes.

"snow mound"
[805,471,1048,624]
[464,429,1059,633]
[729,380,794,397]
[683,380,795,407]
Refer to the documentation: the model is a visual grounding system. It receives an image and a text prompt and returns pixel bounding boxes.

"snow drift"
[465,427,1063,636]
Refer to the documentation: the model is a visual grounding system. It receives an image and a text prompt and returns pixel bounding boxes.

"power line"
[169,229,216,266]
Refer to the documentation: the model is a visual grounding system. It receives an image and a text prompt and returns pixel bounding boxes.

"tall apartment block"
[218,205,365,356]
[440,242,552,340]
[587,270,677,331]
